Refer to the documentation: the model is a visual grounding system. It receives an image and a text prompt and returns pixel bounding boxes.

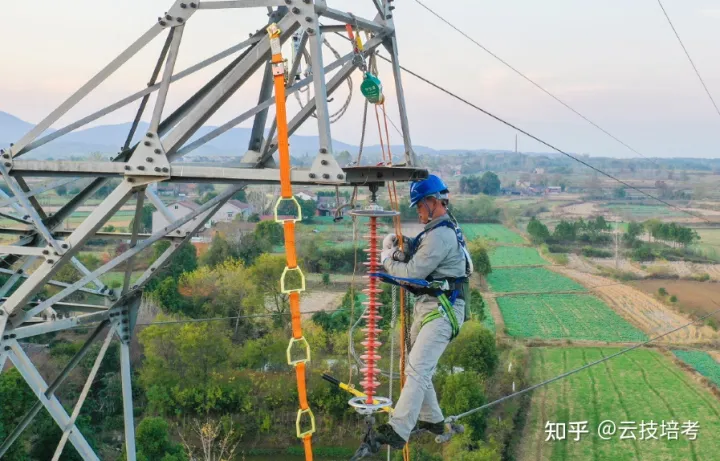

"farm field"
[497,294,647,342]
[461,223,525,244]
[552,267,717,343]
[520,347,720,461]
[487,267,585,293]
[631,279,720,317]
[603,203,684,219]
[480,300,495,333]
[673,350,720,387]
[489,246,548,267]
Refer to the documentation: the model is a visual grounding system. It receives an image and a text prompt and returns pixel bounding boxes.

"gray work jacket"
[383,215,468,318]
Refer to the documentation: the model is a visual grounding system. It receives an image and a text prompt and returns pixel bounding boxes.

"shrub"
[658,287,667,296]
[322,273,331,285]
[581,246,612,258]
[670,295,678,303]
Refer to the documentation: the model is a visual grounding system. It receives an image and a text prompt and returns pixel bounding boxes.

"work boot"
[376,423,406,449]
[417,420,445,435]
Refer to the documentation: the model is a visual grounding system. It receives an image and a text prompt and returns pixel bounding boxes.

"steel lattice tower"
[0,1,420,459]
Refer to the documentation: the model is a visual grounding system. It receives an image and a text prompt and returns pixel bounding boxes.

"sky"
[1,0,719,158]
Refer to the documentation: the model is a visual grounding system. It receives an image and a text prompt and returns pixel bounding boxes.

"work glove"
[382,233,398,250]
[380,248,394,265]
[392,249,408,263]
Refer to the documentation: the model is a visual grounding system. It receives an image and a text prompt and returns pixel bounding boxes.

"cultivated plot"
[487,267,585,293]
[490,246,548,267]
[497,294,647,342]
[521,348,720,461]
[673,350,720,387]
[461,223,526,244]
[553,267,717,343]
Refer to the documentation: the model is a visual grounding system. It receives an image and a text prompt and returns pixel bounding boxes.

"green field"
[487,267,585,293]
[497,294,647,342]
[604,204,684,219]
[673,350,720,387]
[522,348,720,461]
[480,302,495,333]
[460,223,525,244]
[489,246,548,267]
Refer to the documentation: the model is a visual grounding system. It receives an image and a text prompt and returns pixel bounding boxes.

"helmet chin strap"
[419,198,436,224]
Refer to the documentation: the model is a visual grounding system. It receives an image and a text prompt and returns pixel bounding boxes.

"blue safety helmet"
[409,174,449,207]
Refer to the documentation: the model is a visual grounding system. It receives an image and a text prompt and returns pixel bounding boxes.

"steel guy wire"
[445,301,720,423]
[375,53,715,225]
[656,0,720,120]
[412,0,658,165]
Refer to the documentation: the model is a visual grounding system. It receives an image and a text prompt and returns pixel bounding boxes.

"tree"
[129,204,155,233]
[135,417,186,461]
[552,220,577,242]
[467,288,485,321]
[248,213,261,222]
[57,184,68,196]
[180,417,239,461]
[468,239,491,277]
[278,197,316,222]
[249,254,295,326]
[527,217,550,244]
[440,371,487,439]
[138,319,235,414]
[440,321,498,379]
[624,221,643,246]
[254,220,284,246]
[179,260,256,340]
[0,368,36,460]
[613,187,626,198]
[232,189,247,202]
[479,171,501,195]
[201,234,234,268]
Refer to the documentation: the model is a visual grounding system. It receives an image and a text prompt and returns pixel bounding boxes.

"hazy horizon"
[2,0,719,159]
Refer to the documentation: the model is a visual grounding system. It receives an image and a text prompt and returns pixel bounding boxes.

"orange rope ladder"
[267,23,315,461]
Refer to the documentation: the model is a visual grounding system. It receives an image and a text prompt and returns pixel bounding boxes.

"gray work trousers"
[388,296,465,441]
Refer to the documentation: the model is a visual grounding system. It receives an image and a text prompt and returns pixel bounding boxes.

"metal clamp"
[348,396,393,415]
[280,266,305,294]
[286,336,311,366]
[274,196,302,223]
[295,408,316,438]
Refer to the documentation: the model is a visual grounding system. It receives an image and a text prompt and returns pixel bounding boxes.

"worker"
[374,174,473,449]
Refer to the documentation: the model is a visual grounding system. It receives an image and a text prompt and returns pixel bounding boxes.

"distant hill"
[0,110,443,159]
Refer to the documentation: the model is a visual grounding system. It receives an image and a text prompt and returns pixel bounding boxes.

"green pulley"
[361,72,384,104]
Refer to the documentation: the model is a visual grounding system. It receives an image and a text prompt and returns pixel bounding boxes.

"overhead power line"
[656,0,720,120]
[446,302,720,422]
[375,54,713,224]
[412,0,655,162]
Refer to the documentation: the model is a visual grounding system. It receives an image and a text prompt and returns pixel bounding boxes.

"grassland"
[489,246,548,267]
[497,294,647,342]
[673,350,720,387]
[603,204,684,219]
[487,267,586,293]
[461,223,525,244]
[521,347,720,461]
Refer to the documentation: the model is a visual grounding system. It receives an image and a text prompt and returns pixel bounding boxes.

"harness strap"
[421,293,460,339]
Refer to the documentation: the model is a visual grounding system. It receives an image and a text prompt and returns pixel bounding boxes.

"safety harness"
[375,219,473,339]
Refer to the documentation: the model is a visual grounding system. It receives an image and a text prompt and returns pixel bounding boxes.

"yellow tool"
[322,374,393,413]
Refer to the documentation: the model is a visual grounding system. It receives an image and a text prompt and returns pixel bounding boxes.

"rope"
[445,303,720,423]
[293,38,353,124]
[656,0,720,120]
[411,0,659,166]
[388,285,398,461]
[376,54,716,225]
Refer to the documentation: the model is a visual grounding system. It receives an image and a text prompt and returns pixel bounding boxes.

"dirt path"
[548,266,717,343]
[485,295,505,338]
[567,254,598,274]
[300,291,345,315]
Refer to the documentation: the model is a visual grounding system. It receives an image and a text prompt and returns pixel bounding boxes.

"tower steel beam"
[0,1,418,458]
